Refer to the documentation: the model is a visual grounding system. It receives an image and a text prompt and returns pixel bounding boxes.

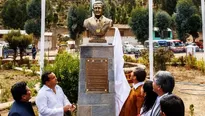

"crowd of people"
[8,69,184,116]
[119,68,185,116]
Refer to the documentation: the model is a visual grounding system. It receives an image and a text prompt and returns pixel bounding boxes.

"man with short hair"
[35,71,76,116]
[9,81,35,116]
[160,94,185,116]
[150,71,175,116]
[119,67,146,116]
[84,0,112,42]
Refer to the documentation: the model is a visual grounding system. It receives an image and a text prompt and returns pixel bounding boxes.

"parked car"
[131,45,146,54]
[195,40,203,49]
[123,44,135,54]
[3,44,14,58]
[167,40,185,53]
[24,44,32,55]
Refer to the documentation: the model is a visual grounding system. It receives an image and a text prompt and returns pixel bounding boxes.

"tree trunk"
[75,33,82,51]
[33,36,39,50]
[19,49,24,61]
[13,49,18,65]
[51,24,57,50]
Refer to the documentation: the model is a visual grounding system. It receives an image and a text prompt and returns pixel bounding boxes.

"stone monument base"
[89,39,107,43]
[77,45,115,116]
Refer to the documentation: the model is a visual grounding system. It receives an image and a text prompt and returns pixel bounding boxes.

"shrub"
[154,48,174,71]
[196,59,205,73]
[185,54,197,69]
[44,52,80,103]
[0,82,10,102]
[178,56,186,66]
[138,49,149,67]
[3,61,13,70]
[30,65,38,76]
[123,55,137,63]
[26,79,39,96]
[171,57,179,66]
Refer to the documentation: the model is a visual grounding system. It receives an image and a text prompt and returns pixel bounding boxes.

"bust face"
[93,3,103,18]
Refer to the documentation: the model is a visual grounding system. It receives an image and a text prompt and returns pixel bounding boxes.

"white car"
[123,44,135,54]
[131,45,146,54]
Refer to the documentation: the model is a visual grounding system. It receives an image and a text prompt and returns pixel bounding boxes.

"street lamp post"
[201,0,205,61]
[40,0,46,77]
[149,0,154,80]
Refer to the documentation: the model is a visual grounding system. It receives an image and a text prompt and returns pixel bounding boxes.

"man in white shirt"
[150,71,175,116]
[35,72,76,116]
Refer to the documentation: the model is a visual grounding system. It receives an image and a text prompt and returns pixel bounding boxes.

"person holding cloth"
[35,71,76,116]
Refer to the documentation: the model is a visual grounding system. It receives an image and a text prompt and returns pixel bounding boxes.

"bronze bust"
[84,1,113,43]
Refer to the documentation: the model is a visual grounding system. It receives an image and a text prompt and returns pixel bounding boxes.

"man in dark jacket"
[9,81,35,116]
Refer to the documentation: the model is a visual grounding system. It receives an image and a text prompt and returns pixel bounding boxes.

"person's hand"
[63,105,72,112]
[69,104,76,112]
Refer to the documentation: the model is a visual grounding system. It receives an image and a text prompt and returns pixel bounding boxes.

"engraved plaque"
[86,58,108,93]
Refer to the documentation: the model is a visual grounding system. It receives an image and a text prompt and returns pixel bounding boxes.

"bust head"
[93,1,104,19]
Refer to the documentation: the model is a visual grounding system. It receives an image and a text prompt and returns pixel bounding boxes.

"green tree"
[1,0,28,29]
[24,0,41,43]
[24,19,41,43]
[18,34,33,60]
[129,7,149,44]
[155,11,171,39]
[67,4,89,47]
[106,1,116,23]
[45,52,79,104]
[161,0,177,15]
[187,14,201,41]
[192,0,200,11]
[175,0,200,42]
[25,0,56,45]
[3,30,21,62]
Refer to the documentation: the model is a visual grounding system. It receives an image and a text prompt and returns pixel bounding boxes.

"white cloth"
[35,85,72,116]
[133,82,144,90]
[113,27,131,116]
[140,107,152,116]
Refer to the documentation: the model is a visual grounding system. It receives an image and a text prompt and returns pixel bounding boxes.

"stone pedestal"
[77,44,115,116]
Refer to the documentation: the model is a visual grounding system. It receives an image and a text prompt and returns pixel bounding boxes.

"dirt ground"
[1,67,205,116]
[167,66,205,116]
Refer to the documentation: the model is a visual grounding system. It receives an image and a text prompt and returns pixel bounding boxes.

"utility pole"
[40,0,46,77]
[149,0,154,80]
[201,0,205,61]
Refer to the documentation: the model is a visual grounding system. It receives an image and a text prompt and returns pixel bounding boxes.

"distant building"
[0,30,55,50]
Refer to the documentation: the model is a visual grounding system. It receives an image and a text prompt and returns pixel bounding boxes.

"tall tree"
[18,34,33,60]
[161,0,177,15]
[1,0,28,29]
[155,10,171,39]
[67,4,89,47]
[25,0,56,45]
[3,30,21,62]
[24,0,41,44]
[129,7,149,43]
[192,0,200,11]
[175,0,200,42]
